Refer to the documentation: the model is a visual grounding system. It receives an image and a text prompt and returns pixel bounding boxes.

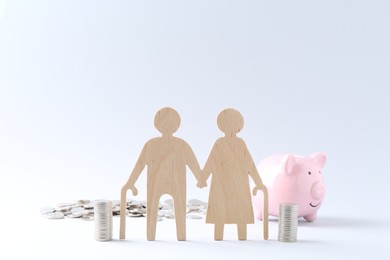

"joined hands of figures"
[196,180,207,189]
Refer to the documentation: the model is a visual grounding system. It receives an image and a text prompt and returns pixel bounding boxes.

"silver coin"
[71,207,85,213]
[40,207,55,215]
[159,209,171,215]
[187,205,201,211]
[56,202,74,208]
[83,202,95,209]
[63,211,73,216]
[165,213,175,219]
[82,209,94,215]
[77,200,91,205]
[187,214,202,219]
[55,206,72,212]
[112,205,121,212]
[111,200,120,207]
[129,214,144,218]
[188,199,203,206]
[67,212,83,218]
[164,199,174,206]
[81,215,94,221]
[44,212,65,220]
[161,204,173,210]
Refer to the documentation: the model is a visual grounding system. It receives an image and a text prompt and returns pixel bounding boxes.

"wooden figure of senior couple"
[120,107,268,241]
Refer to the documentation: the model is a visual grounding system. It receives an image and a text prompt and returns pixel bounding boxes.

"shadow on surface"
[299,216,388,228]
[266,216,388,229]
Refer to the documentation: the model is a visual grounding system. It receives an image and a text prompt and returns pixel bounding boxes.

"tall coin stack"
[278,203,298,243]
[94,200,113,241]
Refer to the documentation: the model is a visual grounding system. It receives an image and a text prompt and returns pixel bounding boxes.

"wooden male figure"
[120,107,202,241]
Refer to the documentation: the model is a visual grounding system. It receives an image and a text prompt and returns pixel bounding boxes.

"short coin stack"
[278,203,298,243]
[94,200,113,241]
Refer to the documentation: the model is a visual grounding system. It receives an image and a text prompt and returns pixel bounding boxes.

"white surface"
[0,1,389,259]
[2,213,388,260]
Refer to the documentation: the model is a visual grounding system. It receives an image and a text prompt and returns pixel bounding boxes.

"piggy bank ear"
[281,154,296,175]
[309,152,327,169]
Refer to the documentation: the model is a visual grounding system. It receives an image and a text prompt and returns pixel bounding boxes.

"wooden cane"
[119,188,127,239]
[262,187,269,240]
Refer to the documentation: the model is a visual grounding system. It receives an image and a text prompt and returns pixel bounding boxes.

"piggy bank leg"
[253,192,264,220]
[304,213,317,222]
[255,208,264,220]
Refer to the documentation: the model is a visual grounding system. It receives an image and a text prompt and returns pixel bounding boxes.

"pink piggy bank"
[254,152,327,222]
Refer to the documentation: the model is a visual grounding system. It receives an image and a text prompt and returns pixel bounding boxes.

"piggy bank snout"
[311,181,325,200]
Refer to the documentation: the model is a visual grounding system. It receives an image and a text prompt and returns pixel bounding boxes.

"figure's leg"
[304,213,317,222]
[147,194,160,241]
[173,193,186,241]
[214,223,224,241]
[237,223,247,240]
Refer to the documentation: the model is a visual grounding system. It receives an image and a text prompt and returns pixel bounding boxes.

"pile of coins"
[41,198,207,221]
[40,200,95,220]
[94,200,113,241]
[278,203,298,243]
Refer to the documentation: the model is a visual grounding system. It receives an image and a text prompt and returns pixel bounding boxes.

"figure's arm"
[201,157,212,183]
[249,158,263,188]
[197,144,216,188]
[121,144,148,196]
[242,142,266,195]
[184,144,205,188]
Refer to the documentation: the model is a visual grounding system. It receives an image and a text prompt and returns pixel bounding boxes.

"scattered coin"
[187,214,202,219]
[83,202,94,209]
[126,212,144,218]
[164,199,174,206]
[40,207,55,215]
[188,199,203,206]
[56,202,73,208]
[70,207,85,214]
[81,214,94,221]
[44,212,65,220]
[55,206,72,213]
[165,213,175,219]
[77,200,90,205]
[67,212,83,218]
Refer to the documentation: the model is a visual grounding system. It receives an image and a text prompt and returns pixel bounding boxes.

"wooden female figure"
[198,108,268,240]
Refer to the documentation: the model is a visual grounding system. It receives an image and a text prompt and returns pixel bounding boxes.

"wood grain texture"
[199,108,269,240]
[120,107,201,241]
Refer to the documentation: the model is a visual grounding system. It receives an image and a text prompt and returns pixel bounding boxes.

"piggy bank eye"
[319,170,321,174]
[308,171,312,175]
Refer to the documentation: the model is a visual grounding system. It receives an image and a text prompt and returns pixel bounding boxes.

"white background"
[0,1,389,259]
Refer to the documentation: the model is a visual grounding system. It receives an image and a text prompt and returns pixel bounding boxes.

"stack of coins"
[94,200,113,241]
[278,203,298,243]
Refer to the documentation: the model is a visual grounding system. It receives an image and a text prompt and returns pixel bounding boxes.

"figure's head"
[154,107,181,135]
[217,108,244,136]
